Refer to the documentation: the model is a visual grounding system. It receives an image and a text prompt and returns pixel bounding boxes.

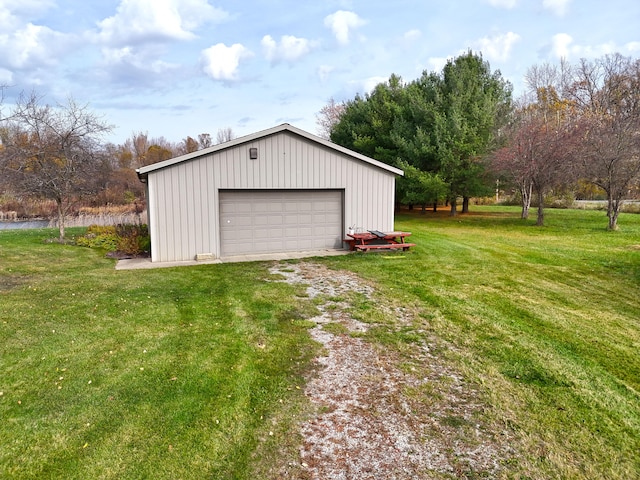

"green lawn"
[0,228,319,479]
[1,207,639,479]
[327,207,640,479]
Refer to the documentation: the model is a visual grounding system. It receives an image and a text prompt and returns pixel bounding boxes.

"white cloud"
[324,10,366,45]
[317,65,335,83]
[543,0,571,16]
[201,43,253,81]
[0,0,55,29]
[0,2,74,72]
[261,35,314,64]
[486,0,518,8]
[0,68,13,84]
[626,41,640,53]
[427,57,450,73]
[550,33,573,58]
[549,33,616,59]
[403,29,422,42]
[0,23,70,70]
[361,76,388,93]
[0,6,16,30]
[101,46,178,74]
[475,31,521,62]
[97,0,229,46]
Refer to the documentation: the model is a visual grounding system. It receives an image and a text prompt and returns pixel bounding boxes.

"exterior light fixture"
[249,147,258,159]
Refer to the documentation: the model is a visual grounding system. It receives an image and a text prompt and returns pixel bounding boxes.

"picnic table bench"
[344,231,415,252]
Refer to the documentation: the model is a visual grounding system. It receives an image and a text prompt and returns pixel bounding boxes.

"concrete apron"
[115,249,350,270]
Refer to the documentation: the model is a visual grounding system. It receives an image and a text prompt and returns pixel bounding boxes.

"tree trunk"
[521,182,532,219]
[462,196,470,214]
[449,198,457,216]
[433,202,438,212]
[536,189,544,226]
[56,200,66,242]
[421,203,427,214]
[608,211,620,230]
[607,193,621,230]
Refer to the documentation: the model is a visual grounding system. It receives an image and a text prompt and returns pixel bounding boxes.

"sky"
[1,0,639,145]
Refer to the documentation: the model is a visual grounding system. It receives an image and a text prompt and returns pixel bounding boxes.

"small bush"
[115,224,150,256]
[76,225,118,251]
[76,224,150,256]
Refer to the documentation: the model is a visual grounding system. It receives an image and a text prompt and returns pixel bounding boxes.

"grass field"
[1,206,639,479]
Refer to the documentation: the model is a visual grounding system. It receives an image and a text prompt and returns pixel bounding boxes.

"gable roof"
[136,123,403,181]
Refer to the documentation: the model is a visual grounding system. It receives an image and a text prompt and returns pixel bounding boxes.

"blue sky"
[1,0,638,144]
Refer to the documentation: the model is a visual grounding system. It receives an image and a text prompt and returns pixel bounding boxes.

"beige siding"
[147,131,396,262]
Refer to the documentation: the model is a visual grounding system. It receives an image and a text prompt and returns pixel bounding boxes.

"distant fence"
[574,200,640,213]
[48,210,148,228]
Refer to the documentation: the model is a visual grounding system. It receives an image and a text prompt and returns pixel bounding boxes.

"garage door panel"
[267,228,284,238]
[229,217,253,227]
[253,203,270,213]
[266,215,283,225]
[283,215,299,225]
[229,202,253,214]
[265,240,284,250]
[220,190,342,256]
[268,203,285,213]
[225,241,253,255]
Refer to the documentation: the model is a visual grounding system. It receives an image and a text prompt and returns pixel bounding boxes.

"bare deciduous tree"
[198,133,212,149]
[316,97,345,139]
[0,92,112,240]
[491,88,580,225]
[492,109,537,219]
[570,54,640,230]
[525,58,573,101]
[216,127,235,144]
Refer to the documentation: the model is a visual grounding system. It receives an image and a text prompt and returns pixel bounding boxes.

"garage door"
[219,190,343,256]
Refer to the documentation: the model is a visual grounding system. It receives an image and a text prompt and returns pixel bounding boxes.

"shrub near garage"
[115,223,150,256]
[76,224,150,256]
[75,225,118,251]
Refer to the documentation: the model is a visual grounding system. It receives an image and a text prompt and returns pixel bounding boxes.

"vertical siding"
[148,131,397,262]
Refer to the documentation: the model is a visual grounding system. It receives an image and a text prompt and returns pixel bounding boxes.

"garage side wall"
[147,131,396,262]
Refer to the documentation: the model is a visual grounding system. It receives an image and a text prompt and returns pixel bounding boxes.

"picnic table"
[344,231,415,252]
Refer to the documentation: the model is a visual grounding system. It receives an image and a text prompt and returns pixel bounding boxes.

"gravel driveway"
[271,262,513,479]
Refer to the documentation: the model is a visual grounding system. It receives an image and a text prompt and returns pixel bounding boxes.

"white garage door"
[219,190,343,256]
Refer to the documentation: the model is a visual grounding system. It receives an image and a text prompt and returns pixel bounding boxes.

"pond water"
[0,220,51,230]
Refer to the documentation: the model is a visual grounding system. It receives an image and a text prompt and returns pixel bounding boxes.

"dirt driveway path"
[271,262,513,479]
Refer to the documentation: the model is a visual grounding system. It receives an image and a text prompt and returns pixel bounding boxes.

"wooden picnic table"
[344,231,415,252]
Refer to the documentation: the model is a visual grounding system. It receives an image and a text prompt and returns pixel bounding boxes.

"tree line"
[0,90,235,240]
[1,51,639,240]
[320,51,640,230]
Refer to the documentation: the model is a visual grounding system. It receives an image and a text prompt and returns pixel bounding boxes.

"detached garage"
[136,124,403,263]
